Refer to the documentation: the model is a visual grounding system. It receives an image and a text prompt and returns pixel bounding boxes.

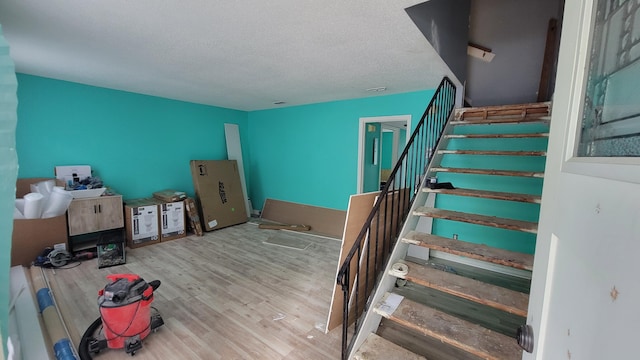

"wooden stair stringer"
[374,292,524,360]
[392,261,529,317]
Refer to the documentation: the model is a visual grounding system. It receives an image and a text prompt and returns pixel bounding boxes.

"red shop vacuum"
[79,274,164,359]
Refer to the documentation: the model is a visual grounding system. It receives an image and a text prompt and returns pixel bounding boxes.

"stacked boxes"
[124,192,187,249]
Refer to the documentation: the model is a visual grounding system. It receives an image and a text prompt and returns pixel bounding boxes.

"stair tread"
[445,133,549,139]
[423,187,541,204]
[351,333,427,360]
[393,261,529,317]
[437,150,546,156]
[414,207,538,233]
[455,102,551,121]
[451,117,550,125]
[430,167,544,178]
[403,231,534,270]
[374,292,523,360]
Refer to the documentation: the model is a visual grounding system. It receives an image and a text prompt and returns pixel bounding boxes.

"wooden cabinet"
[67,195,123,236]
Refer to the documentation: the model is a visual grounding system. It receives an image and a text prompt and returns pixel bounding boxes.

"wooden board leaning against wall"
[260,198,346,239]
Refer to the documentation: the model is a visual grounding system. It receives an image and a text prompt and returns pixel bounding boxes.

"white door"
[525,1,640,359]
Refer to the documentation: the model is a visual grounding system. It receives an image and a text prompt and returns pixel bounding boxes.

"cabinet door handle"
[98,204,102,213]
[94,205,97,214]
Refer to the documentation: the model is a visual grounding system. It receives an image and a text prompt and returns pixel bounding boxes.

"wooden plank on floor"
[403,231,534,271]
[413,208,538,234]
[258,223,311,231]
[394,261,529,317]
[351,333,426,360]
[374,293,523,360]
[429,167,544,178]
[423,187,541,204]
[261,198,346,238]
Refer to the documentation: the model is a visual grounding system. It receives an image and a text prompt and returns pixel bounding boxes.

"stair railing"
[336,77,456,360]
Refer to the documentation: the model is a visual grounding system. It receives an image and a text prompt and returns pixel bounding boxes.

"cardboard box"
[190,160,247,231]
[123,198,160,248]
[184,197,203,236]
[11,178,69,266]
[158,200,186,242]
[153,189,187,203]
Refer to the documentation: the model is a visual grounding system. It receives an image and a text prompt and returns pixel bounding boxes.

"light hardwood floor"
[45,223,344,359]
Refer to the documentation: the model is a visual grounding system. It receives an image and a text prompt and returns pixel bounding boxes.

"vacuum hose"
[78,317,102,360]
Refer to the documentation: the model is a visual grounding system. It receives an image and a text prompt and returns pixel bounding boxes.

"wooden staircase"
[349,102,550,360]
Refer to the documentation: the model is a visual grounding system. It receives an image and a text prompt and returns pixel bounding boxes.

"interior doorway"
[357,115,411,194]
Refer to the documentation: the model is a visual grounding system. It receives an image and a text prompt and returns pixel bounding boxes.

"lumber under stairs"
[350,102,550,360]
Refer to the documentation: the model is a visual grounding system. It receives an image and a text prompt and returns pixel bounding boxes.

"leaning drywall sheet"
[325,191,379,333]
[224,123,251,217]
[261,198,346,239]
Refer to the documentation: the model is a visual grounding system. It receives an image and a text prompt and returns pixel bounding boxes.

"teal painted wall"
[363,123,382,193]
[381,131,393,170]
[398,129,406,158]
[432,122,549,254]
[0,24,18,355]
[15,74,249,200]
[247,90,435,211]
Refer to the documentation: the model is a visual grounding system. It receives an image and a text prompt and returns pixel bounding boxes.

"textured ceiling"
[0,0,456,111]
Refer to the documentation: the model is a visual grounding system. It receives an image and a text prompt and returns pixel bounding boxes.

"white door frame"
[357,115,411,194]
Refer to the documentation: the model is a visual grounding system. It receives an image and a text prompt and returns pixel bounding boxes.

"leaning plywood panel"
[190,160,248,231]
[261,198,346,239]
[325,191,379,333]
